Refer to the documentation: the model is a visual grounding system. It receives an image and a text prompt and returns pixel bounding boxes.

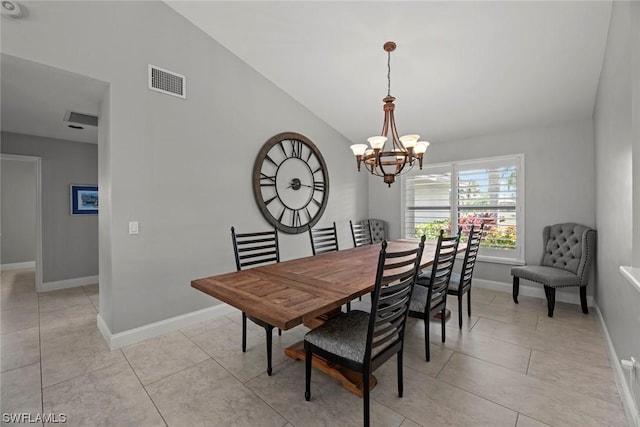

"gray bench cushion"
[304,310,395,363]
[511,265,582,288]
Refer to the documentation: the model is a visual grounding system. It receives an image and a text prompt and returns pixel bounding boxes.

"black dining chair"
[350,219,373,247]
[304,236,425,427]
[308,222,339,255]
[308,222,352,312]
[447,224,484,329]
[409,229,461,361]
[231,226,281,376]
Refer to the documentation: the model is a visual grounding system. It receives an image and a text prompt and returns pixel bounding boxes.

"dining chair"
[511,223,596,317]
[409,229,461,361]
[350,219,373,247]
[231,226,281,376]
[308,222,339,255]
[304,236,425,427]
[447,224,484,329]
[308,222,352,312]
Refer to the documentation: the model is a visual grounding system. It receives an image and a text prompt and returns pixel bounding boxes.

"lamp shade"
[414,141,430,154]
[350,144,368,156]
[399,134,419,148]
[367,136,387,150]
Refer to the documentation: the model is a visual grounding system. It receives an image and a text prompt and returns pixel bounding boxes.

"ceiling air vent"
[148,65,186,99]
[64,110,98,127]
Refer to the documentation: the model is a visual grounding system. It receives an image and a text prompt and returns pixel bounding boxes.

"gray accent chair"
[367,218,387,243]
[511,223,596,317]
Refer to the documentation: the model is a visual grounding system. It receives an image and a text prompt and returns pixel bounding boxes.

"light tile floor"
[0,269,627,427]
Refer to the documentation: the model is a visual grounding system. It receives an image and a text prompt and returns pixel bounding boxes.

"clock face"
[253,132,329,234]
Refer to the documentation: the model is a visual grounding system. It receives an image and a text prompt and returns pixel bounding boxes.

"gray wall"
[594,0,640,412]
[0,1,368,333]
[369,118,596,294]
[1,157,36,265]
[1,132,98,283]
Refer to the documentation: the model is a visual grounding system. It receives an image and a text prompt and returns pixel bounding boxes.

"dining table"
[191,238,466,397]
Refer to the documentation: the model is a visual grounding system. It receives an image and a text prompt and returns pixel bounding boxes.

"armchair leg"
[580,287,589,314]
[544,286,556,317]
[467,289,472,318]
[512,276,520,304]
[441,309,446,343]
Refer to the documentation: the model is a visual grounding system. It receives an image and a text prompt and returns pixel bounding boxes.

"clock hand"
[287,178,304,191]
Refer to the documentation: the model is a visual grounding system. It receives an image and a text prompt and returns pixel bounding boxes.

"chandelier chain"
[387,50,391,97]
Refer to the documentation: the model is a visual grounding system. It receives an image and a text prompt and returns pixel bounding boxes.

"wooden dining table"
[191,239,465,396]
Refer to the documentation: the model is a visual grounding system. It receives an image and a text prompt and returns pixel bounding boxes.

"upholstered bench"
[511,223,596,317]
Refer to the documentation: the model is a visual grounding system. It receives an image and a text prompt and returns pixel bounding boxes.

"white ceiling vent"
[64,110,98,127]
[148,65,186,99]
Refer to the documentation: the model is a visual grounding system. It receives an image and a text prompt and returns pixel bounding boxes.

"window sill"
[459,254,525,266]
[619,266,640,294]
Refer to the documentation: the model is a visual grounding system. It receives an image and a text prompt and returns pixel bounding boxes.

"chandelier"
[350,41,429,187]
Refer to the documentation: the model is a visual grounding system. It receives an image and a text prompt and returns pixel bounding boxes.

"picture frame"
[70,185,98,215]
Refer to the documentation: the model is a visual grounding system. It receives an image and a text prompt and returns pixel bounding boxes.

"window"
[402,155,524,264]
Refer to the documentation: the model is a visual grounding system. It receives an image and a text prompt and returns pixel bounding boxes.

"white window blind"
[403,155,524,264]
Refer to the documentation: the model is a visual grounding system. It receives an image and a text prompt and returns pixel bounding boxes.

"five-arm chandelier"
[350,41,429,187]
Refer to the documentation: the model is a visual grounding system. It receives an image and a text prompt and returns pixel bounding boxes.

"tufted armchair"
[366,218,387,243]
[511,223,596,317]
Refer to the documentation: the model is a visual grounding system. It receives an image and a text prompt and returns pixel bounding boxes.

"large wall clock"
[252,132,329,234]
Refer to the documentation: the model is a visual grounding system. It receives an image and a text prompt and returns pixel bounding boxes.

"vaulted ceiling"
[1,2,613,147]
[166,1,612,144]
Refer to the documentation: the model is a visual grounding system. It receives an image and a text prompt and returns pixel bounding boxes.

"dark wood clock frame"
[252,132,329,234]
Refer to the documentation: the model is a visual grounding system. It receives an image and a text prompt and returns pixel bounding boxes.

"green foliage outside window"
[414,213,516,249]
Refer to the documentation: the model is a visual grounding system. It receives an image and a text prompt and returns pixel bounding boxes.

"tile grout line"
[120,350,169,427]
[439,350,623,422]
[177,328,298,426]
[433,356,527,419]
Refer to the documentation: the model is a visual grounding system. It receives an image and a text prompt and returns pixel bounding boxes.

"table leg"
[284,341,377,398]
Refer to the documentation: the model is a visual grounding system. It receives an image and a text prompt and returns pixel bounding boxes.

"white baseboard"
[39,275,99,292]
[596,304,640,427]
[97,303,236,350]
[473,278,595,307]
[0,261,35,271]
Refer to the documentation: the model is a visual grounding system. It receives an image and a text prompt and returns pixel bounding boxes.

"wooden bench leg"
[512,276,519,304]
[544,286,556,317]
[580,287,589,314]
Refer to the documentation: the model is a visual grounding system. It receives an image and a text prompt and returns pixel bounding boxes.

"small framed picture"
[71,185,98,215]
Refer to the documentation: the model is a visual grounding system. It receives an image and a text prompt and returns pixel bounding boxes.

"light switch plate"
[128,221,139,235]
